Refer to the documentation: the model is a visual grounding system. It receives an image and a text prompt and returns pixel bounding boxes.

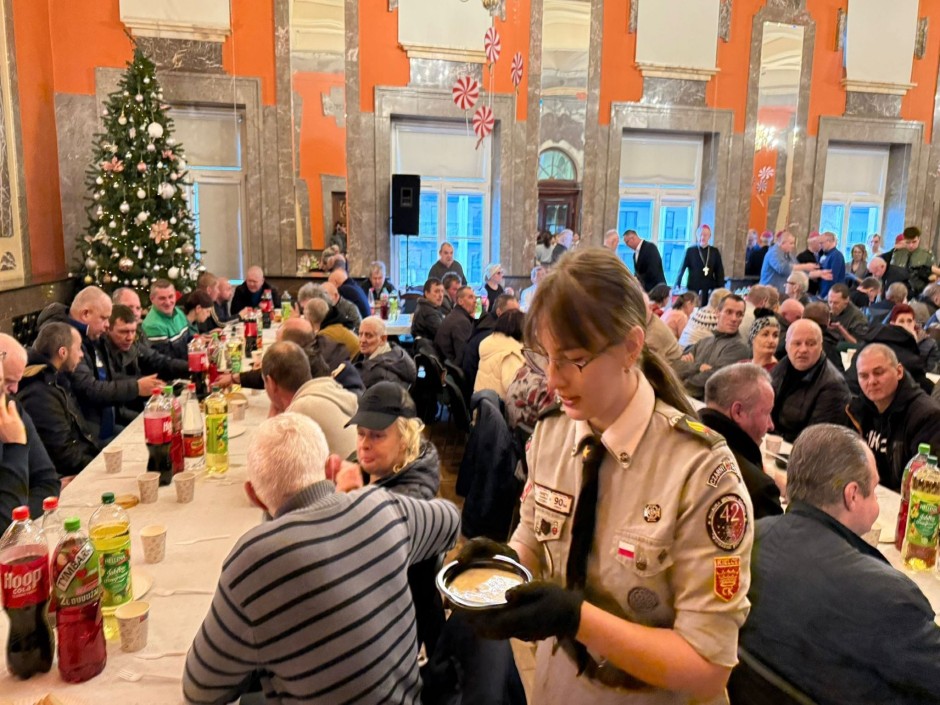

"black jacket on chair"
[18,350,101,477]
[632,240,667,292]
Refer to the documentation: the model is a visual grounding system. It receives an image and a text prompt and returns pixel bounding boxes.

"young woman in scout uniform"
[459,248,754,704]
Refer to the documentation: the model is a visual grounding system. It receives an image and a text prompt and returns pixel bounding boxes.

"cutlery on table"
[134,650,187,660]
[176,535,231,546]
[118,667,180,682]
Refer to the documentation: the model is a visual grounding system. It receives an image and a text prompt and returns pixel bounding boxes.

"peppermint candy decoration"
[484,26,502,64]
[511,52,524,88]
[452,75,480,111]
[473,105,495,145]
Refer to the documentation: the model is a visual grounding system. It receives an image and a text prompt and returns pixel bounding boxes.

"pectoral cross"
[703,266,710,276]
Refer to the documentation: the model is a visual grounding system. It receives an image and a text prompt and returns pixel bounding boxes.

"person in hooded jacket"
[845,304,933,395]
[354,316,416,390]
[474,309,525,399]
[845,343,940,491]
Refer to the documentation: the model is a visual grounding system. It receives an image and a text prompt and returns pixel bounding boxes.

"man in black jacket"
[231,266,280,317]
[701,364,783,519]
[411,278,446,340]
[771,319,851,442]
[623,229,665,292]
[435,286,475,364]
[845,344,940,491]
[19,323,100,477]
[0,334,59,532]
[39,288,162,441]
[329,268,371,321]
[737,424,940,705]
[354,317,416,389]
[104,305,188,423]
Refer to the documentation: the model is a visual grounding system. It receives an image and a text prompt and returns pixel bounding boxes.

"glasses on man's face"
[522,345,612,376]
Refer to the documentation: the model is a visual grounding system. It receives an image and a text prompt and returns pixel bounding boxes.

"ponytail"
[640,346,696,416]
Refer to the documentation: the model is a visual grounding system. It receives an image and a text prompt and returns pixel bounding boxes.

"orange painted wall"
[598,0,642,125]
[13,0,65,280]
[294,72,347,249]
[483,0,531,121]
[707,0,764,132]
[902,0,940,142]
[223,0,277,106]
[805,0,847,136]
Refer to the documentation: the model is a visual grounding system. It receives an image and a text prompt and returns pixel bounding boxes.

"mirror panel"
[751,21,804,234]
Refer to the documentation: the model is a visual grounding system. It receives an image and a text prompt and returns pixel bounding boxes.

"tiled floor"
[427,420,537,701]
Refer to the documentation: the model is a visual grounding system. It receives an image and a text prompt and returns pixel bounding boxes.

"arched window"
[538,148,576,181]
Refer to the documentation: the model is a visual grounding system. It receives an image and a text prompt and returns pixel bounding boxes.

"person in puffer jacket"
[353,316,416,390]
[474,309,525,398]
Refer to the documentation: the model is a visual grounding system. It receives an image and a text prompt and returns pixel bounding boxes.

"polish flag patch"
[617,541,635,560]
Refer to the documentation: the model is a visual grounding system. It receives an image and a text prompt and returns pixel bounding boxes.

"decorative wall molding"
[636,63,719,82]
[718,0,733,43]
[134,37,224,73]
[400,43,486,64]
[119,0,231,42]
[841,78,916,96]
[389,0,398,10]
[321,86,346,128]
[915,17,929,60]
[628,0,638,34]
[120,18,229,43]
[835,8,846,51]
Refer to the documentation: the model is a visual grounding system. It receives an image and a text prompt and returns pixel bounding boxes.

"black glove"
[466,581,583,642]
[456,537,519,565]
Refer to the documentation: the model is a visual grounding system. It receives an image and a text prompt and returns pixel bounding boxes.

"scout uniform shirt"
[511,372,754,705]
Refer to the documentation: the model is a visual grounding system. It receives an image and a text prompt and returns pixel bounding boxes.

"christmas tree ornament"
[84,275,93,284]
[141,277,149,287]
[177,159,187,172]
[101,109,109,117]
[129,127,136,139]
[137,188,146,199]
[118,116,127,126]
[108,221,116,229]
[119,202,130,213]
[135,211,150,223]
[150,220,171,244]
[174,248,182,255]
[157,161,164,169]
[123,91,129,96]
[137,161,146,172]
[119,257,133,271]
[112,182,119,189]
[131,279,139,286]
[147,122,164,139]
[95,177,103,185]
[143,77,150,84]
[85,258,98,270]
[103,275,111,284]
[167,266,180,280]
[124,280,130,285]
[95,207,103,218]
[170,173,178,181]
[156,248,163,255]
[93,193,100,201]
[121,229,127,236]
[166,138,176,146]
[110,145,118,154]
[135,94,143,102]
[170,217,177,225]
[146,143,156,153]
[181,242,194,255]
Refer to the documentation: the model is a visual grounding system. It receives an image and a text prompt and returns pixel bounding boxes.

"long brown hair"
[524,248,694,415]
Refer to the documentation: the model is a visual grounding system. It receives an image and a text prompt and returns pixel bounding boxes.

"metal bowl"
[436,555,532,611]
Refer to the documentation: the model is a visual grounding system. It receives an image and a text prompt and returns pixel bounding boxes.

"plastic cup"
[140,525,167,563]
[764,434,783,455]
[103,447,123,474]
[115,601,150,652]
[174,471,195,503]
[251,350,263,369]
[137,472,160,504]
[230,399,247,422]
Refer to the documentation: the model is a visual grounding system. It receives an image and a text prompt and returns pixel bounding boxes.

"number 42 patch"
[706,494,749,552]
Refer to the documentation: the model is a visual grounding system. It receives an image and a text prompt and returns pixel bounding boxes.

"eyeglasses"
[522,344,614,376]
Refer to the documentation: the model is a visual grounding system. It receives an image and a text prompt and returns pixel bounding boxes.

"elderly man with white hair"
[770,319,850,442]
[603,229,620,253]
[320,280,362,331]
[183,412,460,705]
[354,316,416,389]
[329,267,372,320]
[231,265,280,317]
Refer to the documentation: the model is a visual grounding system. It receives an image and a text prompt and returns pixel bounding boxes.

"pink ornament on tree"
[472,105,494,148]
[149,220,172,244]
[452,75,480,112]
[101,157,124,173]
[137,161,147,173]
[484,27,502,64]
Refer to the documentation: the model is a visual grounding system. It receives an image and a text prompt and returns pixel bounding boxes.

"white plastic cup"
[140,525,167,563]
[230,399,247,422]
[115,601,150,652]
[103,447,123,474]
[174,471,195,503]
[137,472,160,504]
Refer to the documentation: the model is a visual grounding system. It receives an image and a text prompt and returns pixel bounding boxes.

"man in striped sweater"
[183,412,461,705]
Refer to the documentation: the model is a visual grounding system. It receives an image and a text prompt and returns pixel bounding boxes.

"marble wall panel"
[261,105,281,269]
[539,97,586,174]
[844,91,903,119]
[134,37,224,73]
[274,0,297,275]
[409,59,482,89]
[520,0,544,273]
[0,0,27,283]
[54,94,99,272]
[579,0,605,243]
[641,78,707,107]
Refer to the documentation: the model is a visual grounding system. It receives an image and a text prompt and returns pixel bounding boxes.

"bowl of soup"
[436,555,532,611]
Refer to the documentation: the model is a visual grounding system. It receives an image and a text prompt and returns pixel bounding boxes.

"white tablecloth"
[386,314,412,337]
[0,390,270,704]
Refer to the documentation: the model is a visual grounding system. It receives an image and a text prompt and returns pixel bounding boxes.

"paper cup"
[140,525,167,563]
[137,472,160,504]
[251,350,263,369]
[764,434,783,455]
[230,399,248,422]
[115,601,150,652]
[103,447,123,474]
[174,471,195,503]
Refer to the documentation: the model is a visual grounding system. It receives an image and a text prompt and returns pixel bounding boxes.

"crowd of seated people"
[7,230,940,705]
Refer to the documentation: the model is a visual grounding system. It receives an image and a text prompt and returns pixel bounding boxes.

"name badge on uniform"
[533,484,574,516]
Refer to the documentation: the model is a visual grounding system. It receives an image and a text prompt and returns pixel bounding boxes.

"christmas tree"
[76,46,201,294]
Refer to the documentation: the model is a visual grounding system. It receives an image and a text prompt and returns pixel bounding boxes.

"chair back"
[728,647,818,705]
[412,350,445,423]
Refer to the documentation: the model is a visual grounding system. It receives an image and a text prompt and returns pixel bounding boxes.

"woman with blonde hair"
[458,248,753,704]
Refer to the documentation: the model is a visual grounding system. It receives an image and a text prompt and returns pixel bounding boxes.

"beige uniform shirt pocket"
[606,528,676,627]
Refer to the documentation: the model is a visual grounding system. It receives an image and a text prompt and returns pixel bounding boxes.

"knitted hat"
[748,313,780,346]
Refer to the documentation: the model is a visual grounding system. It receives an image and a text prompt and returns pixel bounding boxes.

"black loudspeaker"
[391,174,421,236]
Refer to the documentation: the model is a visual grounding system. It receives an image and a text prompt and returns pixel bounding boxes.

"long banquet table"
[0,382,272,704]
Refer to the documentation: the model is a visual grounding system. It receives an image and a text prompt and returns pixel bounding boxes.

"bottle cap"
[101,492,115,504]
[187,383,196,391]
[11,506,28,521]
[151,388,162,396]
[42,497,58,511]
[164,385,173,395]
[64,518,80,532]
[929,455,938,464]
[919,443,931,454]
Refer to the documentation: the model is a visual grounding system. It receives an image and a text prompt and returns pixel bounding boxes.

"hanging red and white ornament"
[452,75,480,112]
[472,105,494,149]
[511,52,524,89]
[484,27,502,65]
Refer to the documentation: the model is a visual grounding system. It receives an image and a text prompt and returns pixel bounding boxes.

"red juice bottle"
[53,517,106,682]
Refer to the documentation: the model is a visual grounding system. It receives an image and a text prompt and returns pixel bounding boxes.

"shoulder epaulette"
[672,414,725,449]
